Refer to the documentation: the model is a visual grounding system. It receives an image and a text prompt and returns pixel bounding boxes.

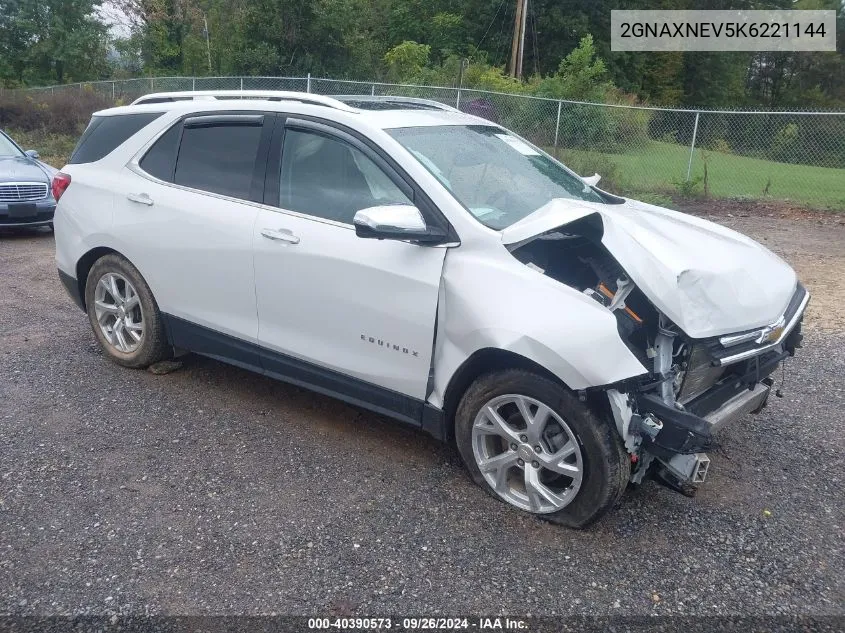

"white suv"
[54,91,808,527]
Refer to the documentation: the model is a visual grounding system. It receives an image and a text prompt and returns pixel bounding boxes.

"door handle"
[261,228,300,244]
[127,192,154,206]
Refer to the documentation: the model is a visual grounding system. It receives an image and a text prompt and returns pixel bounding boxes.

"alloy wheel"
[93,272,144,353]
[471,394,583,513]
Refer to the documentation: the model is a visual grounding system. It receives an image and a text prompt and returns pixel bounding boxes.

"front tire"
[84,254,169,368]
[455,369,629,528]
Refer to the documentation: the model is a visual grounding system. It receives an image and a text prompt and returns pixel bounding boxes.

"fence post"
[240,77,244,91]
[192,77,196,91]
[686,111,700,182]
[455,58,467,110]
[149,76,154,92]
[371,84,375,96]
[553,100,562,159]
[111,81,115,100]
[306,73,311,93]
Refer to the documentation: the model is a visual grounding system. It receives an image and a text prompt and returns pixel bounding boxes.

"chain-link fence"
[20,75,845,210]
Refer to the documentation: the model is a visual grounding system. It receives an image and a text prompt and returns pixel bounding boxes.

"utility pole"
[509,0,522,78]
[203,15,212,74]
[517,0,528,78]
[508,0,528,79]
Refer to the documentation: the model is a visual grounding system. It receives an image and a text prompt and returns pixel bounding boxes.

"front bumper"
[636,372,774,457]
[635,287,807,458]
[705,381,770,431]
[0,200,56,227]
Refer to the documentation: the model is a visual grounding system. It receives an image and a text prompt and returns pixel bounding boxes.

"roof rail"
[130,90,357,112]
[334,95,460,112]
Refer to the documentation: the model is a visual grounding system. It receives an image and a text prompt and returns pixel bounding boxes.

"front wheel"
[84,253,170,368]
[455,369,629,528]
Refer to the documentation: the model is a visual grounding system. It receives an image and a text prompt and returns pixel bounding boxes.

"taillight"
[52,172,71,202]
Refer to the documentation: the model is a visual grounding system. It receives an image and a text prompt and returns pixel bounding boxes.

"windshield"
[0,132,24,158]
[388,125,604,229]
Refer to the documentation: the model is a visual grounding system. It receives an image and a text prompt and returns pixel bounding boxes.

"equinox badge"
[361,334,420,358]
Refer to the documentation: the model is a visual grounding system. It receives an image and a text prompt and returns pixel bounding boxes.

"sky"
[98,1,133,38]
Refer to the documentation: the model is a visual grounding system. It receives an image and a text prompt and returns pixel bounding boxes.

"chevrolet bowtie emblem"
[756,317,786,345]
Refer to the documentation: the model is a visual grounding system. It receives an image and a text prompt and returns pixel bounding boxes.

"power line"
[474,0,508,56]
[492,0,513,66]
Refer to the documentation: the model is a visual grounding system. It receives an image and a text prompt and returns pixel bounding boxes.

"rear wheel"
[84,254,169,368]
[455,369,629,528]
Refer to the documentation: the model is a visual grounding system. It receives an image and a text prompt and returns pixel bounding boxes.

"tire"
[455,369,629,529]
[84,253,170,369]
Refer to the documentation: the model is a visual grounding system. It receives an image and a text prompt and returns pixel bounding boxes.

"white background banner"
[611,10,836,52]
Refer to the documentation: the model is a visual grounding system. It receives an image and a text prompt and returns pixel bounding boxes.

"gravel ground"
[1,218,843,618]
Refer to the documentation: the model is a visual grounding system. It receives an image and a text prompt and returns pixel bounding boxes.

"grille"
[713,284,808,365]
[0,182,49,202]
[678,344,727,404]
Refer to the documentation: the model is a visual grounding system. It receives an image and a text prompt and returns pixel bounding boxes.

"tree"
[384,41,430,82]
[0,0,36,84]
[534,34,612,101]
[0,0,110,85]
[99,0,844,112]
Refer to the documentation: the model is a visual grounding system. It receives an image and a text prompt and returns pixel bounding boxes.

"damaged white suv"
[54,91,808,527]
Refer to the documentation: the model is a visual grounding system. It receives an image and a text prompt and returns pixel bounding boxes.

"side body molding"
[428,246,649,409]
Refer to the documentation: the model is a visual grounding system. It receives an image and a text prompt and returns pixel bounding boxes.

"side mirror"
[582,173,601,187]
[353,204,443,243]
[25,149,40,160]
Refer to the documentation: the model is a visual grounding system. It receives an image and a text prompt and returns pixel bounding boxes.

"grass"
[6,129,77,169]
[555,140,845,211]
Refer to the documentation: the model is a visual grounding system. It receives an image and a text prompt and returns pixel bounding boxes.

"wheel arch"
[440,347,568,443]
[75,246,124,309]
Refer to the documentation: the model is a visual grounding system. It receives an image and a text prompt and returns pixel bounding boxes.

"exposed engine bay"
[510,216,656,366]
[509,215,807,494]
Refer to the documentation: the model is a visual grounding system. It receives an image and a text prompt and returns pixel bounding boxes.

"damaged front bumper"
[634,350,782,457]
[613,284,808,487]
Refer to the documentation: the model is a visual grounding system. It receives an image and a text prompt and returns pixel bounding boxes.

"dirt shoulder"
[676,199,845,333]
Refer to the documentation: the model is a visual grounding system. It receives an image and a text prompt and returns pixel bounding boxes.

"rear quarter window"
[138,123,181,182]
[69,113,163,164]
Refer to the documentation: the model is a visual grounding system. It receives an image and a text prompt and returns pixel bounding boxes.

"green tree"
[0,0,36,84]
[111,0,843,112]
[0,0,110,85]
[682,52,748,108]
[383,41,430,82]
[534,34,612,101]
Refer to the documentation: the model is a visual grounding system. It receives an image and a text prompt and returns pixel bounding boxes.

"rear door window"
[173,115,265,200]
[69,113,163,164]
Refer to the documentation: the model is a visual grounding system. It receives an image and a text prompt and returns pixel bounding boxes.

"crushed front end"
[610,284,809,490]
[507,209,810,493]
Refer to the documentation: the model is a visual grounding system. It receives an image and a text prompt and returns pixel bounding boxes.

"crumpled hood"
[0,156,53,183]
[501,197,797,338]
